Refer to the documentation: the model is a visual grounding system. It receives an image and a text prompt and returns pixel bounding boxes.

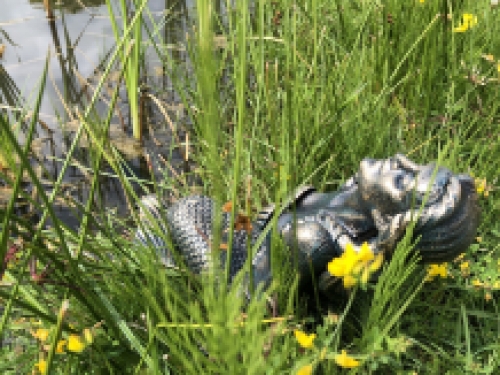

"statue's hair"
[377,174,480,262]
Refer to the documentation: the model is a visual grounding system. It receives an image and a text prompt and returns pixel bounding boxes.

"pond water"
[0,0,198,230]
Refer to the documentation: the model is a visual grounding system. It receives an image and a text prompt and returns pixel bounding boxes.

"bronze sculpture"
[135,154,480,295]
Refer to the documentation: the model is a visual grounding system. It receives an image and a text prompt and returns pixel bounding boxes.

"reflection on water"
[0,0,195,230]
[29,0,106,14]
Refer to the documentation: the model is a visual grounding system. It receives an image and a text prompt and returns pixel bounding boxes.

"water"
[0,0,196,229]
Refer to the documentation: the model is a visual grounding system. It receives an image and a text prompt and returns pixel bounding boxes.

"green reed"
[106,0,148,141]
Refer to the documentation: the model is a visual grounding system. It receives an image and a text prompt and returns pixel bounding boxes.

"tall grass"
[0,0,500,373]
[106,0,148,141]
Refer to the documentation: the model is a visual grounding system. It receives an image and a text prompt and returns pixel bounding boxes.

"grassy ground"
[1,0,500,373]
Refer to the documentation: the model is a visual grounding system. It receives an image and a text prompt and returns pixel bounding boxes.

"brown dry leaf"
[235,214,252,233]
[222,201,233,213]
[0,44,5,59]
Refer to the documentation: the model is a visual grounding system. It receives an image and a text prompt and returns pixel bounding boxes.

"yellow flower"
[475,178,486,195]
[419,0,425,3]
[453,13,478,32]
[294,330,316,349]
[426,263,448,281]
[497,62,500,73]
[34,359,47,375]
[460,262,469,271]
[485,292,492,302]
[462,14,478,28]
[31,328,50,343]
[472,279,484,288]
[56,339,67,354]
[67,334,86,353]
[297,364,313,375]
[493,281,500,290]
[334,350,360,368]
[327,242,383,288]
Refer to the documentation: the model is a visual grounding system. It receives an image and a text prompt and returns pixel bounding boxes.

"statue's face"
[357,154,451,214]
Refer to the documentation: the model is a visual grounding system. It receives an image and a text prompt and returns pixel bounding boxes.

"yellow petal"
[56,339,67,354]
[296,364,313,375]
[437,263,448,278]
[67,334,86,353]
[343,274,357,288]
[35,359,48,375]
[357,242,374,264]
[462,13,478,28]
[32,328,50,343]
[342,244,360,275]
[334,350,360,368]
[453,24,468,33]
[294,330,316,349]
[369,253,384,272]
[327,258,345,277]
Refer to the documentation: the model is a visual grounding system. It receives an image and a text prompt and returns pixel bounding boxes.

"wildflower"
[34,359,47,375]
[56,339,67,354]
[297,364,313,375]
[493,281,500,290]
[334,350,360,368]
[294,330,316,349]
[327,242,383,288]
[472,279,484,288]
[453,13,478,32]
[426,263,448,281]
[419,0,425,3]
[460,262,469,271]
[31,328,50,343]
[475,177,486,195]
[67,334,86,353]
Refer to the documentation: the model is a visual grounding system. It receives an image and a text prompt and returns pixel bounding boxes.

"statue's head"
[355,154,480,262]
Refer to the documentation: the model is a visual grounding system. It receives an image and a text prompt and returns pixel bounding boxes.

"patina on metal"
[135,154,481,295]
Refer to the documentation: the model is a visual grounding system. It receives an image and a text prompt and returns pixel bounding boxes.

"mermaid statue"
[135,154,480,296]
